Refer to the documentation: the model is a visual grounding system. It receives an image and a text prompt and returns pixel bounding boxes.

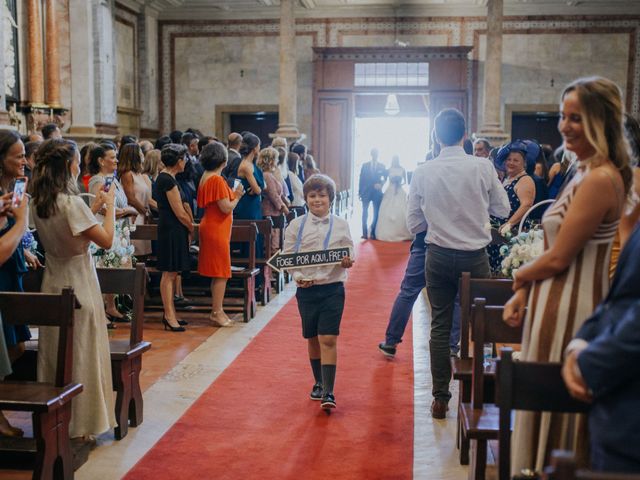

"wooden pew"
[130,223,260,322]
[544,451,640,480]
[496,348,590,480]
[96,264,150,440]
[264,214,287,293]
[453,273,514,465]
[22,265,152,440]
[233,218,274,306]
[461,300,523,480]
[0,288,83,480]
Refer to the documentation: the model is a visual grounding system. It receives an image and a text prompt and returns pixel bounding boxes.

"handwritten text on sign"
[267,247,350,272]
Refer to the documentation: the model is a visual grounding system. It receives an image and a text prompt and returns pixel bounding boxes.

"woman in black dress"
[156,144,194,331]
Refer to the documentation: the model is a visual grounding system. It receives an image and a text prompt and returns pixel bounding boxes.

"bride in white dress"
[375,156,412,242]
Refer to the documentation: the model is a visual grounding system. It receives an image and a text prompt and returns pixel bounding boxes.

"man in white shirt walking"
[407,108,510,418]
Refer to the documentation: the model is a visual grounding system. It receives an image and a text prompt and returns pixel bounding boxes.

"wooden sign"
[267,247,350,273]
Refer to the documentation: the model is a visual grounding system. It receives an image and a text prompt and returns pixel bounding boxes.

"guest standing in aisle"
[408,108,509,419]
[359,148,387,239]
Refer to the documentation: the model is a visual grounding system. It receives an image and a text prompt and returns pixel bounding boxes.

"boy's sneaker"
[310,383,323,401]
[378,342,397,358]
[321,393,336,410]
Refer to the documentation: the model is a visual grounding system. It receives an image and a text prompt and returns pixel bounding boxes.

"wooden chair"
[264,214,287,293]
[233,218,274,306]
[96,264,151,440]
[544,451,640,480]
[453,272,513,465]
[229,224,260,322]
[0,288,83,480]
[460,300,523,480]
[496,348,590,480]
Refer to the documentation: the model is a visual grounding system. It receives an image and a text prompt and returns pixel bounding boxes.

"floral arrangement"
[499,228,544,278]
[90,221,136,268]
[22,230,38,255]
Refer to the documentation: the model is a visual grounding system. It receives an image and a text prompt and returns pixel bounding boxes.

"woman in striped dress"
[503,76,632,475]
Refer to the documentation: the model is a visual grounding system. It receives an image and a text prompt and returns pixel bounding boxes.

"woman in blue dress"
[488,143,536,275]
[233,133,265,257]
[0,130,32,437]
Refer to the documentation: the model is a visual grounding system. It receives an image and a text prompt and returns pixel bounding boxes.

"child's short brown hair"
[303,173,336,203]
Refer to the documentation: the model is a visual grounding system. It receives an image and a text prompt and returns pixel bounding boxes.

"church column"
[476,0,508,144]
[27,0,45,105]
[67,0,96,135]
[273,0,300,139]
[0,4,10,125]
[45,0,62,107]
[92,0,119,135]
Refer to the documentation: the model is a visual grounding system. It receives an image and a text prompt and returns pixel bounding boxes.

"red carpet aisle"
[124,241,413,480]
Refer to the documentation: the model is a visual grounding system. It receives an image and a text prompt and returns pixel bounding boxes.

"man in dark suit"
[358,148,387,239]
[563,223,640,473]
[221,132,243,184]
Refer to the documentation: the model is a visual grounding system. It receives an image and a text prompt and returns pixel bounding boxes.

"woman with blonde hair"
[504,76,631,474]
[143,149,163,183]
[258,147,289,251]
[303,154,320,181]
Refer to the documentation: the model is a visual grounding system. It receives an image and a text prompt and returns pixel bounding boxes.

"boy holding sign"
[283,174,355,411]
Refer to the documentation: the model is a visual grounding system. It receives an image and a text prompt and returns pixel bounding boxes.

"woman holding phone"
[0,130,31,437]
[31,138,117,441]
[88,142,138,325]
[197,142,244,327]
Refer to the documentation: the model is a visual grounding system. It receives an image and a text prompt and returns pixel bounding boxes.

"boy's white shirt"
[283,211,355,285]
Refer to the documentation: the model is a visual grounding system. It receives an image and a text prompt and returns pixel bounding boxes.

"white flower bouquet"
[90,220,136,268]
[499,228,544,278]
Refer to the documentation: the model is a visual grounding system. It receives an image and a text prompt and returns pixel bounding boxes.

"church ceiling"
[147,0,640,19]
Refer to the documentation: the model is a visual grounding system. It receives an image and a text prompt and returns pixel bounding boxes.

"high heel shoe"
[162,317,185,332]
[209,312,234,328]
[106,312,130,324]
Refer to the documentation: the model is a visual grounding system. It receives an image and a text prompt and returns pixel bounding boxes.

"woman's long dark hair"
[31,139,78,219]
[0,129,22,178]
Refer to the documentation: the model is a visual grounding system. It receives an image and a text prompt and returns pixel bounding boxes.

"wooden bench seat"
[453,272,513,465]
[460,299,523,480]
[0,288,82,480]
[131,223,260,322]
[23,264,152,440]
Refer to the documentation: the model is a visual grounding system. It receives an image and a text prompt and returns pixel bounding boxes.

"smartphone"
[12,177,27,208]
[103,175,115,192]
[233,178,242,190]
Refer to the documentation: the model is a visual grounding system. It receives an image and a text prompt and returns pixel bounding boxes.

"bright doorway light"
[353,116,430,180]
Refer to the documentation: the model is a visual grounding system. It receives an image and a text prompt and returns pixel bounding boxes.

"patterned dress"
[511,167,620,475]
[488,175,533,275]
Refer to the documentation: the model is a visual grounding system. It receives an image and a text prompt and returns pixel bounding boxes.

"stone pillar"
[92,0,119,135]
[27,0,45,105]
[138,6,160,138]
[476,0,509,144]
[0,4,11,126]
[272,0,300,140]
[45,0,62,107]
[67,0,96,136]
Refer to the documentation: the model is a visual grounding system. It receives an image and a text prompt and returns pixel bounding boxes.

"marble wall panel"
[341,33,450,48]
[476,32,630,129]
[116,19,136,108]
[174,34,314,139]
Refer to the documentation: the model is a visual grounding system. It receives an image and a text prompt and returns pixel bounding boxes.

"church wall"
[161,16,640,147]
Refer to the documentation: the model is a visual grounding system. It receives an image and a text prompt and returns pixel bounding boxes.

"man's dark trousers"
[426,244,490,402]
[362,191,382,238]
[385,232,461,352]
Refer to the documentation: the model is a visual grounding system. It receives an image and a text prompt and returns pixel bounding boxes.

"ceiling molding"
[300,0,317,8]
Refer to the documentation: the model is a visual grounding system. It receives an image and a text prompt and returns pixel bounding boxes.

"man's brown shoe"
[431,399,448,419]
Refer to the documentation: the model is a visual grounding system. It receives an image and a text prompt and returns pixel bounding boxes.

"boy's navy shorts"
[295,282,345,338]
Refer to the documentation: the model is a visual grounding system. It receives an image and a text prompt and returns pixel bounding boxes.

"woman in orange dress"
[197,142,244,327]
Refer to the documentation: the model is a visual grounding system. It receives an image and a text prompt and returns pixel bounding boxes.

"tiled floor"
[2,277,472,480]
